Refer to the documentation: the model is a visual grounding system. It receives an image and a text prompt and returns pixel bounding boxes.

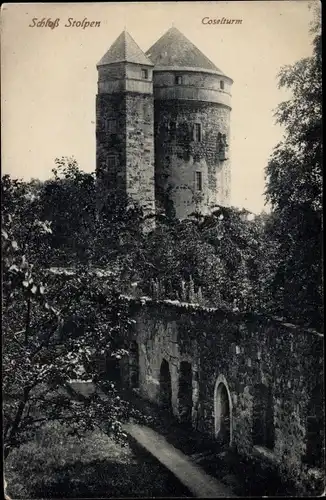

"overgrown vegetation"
[2,7,322,497]
[264,9,322,329]
[5,422,191,498]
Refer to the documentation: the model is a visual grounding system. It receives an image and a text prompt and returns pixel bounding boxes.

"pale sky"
[1,1,317,213]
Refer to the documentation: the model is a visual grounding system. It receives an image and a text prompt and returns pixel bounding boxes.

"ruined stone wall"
[154,100,231,218]
[130,300,324,488]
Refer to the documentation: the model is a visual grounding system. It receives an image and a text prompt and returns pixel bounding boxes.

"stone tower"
[146,27,233,219]
[96,30,155,217]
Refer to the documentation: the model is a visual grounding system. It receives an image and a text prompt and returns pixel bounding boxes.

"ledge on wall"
[120,294,323,338]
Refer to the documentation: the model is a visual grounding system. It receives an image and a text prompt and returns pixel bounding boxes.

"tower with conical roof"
[96,30,155,217]
[146,26,233,218]
[96,26,232,220]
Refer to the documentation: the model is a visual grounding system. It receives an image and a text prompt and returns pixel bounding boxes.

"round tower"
[146,27,233,219]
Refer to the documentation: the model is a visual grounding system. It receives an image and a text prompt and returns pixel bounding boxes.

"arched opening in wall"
[303,384,324,468]
[159,359,172,412]
[214,377,232,446]
[178,361,193,425]
[252,383,275,449]
[129,341,139,389]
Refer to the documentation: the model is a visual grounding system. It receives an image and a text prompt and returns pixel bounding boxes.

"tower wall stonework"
[125,92,155,215]
[154,99,231,218]
[96,93,127,208]
[96,28,232,220]
[96,60,155,216]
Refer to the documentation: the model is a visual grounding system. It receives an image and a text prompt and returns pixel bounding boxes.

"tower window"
[168,121,177,137]
[220,80,225,90]
[218,132,228,160]
[141,68,148,80]
[175,75,183,85]
[105,155,118,187]
[195,171,203,192]
[106,119,117,134]
[193,123,202,142]
[106,155,117,169]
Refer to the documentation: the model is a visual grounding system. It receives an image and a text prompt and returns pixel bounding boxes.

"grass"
[5,421,192,498]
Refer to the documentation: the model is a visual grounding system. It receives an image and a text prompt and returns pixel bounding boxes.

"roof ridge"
[145,26,225,75]
[97,30,154,67]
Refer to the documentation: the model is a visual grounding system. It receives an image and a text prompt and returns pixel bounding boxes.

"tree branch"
[25,297,31,345]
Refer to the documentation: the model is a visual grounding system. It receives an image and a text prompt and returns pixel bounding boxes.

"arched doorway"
[252,383,275,449]
[304,384,324,468]
[178,361,193,425]
[105,355,121,387]
[159,359,172,412]
[214,375,232,446]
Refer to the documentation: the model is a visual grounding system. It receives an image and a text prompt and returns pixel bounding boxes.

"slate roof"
[146,27,225,75]
[97,30,154,67]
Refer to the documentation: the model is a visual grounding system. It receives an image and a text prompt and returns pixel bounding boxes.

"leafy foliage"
[3,14,322,457]
[2,173,145,458]
[265,12,322,328]
[134,206,270,313]
[38,157,145,273]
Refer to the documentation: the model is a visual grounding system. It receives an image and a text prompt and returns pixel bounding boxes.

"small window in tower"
[105,155,118,187]
[106,119,117,134]
[195,171,203,192]
[218,133,228,161]
[220,80,225,90]
[175,75,183,85]
[193,123,202,142]
[168,121,177,137]
[141,68,148,80]
[106,155,117,168]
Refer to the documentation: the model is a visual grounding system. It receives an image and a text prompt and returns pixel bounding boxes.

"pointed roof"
[146,26,225,75]
[97,30,154,67]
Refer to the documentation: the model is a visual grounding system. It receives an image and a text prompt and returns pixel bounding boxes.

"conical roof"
[146,27,224,75]
[97,30,154,67]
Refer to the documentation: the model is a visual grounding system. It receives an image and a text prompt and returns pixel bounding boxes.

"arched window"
[178,361,193,424]
[214,375,233,446]
[193,123,202,142]
[159,359,172,412]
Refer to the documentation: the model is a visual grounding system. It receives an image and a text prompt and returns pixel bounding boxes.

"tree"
[136,205,266,312]
[2,173,145,459]
[39,156,145,272]
[265,8,322,328]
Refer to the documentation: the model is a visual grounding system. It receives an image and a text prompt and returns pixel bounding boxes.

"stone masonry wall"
[125,93,155,217]
[129,300,324,490]
[96,92,155,216]
[96,93,127,209]
[154,100,231,218]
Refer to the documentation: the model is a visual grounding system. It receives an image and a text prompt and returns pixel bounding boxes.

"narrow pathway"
[124,422,236,498]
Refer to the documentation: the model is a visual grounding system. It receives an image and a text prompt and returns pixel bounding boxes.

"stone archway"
[159,359,172,412]
[214,375,233,446]
[178,361,193,425]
